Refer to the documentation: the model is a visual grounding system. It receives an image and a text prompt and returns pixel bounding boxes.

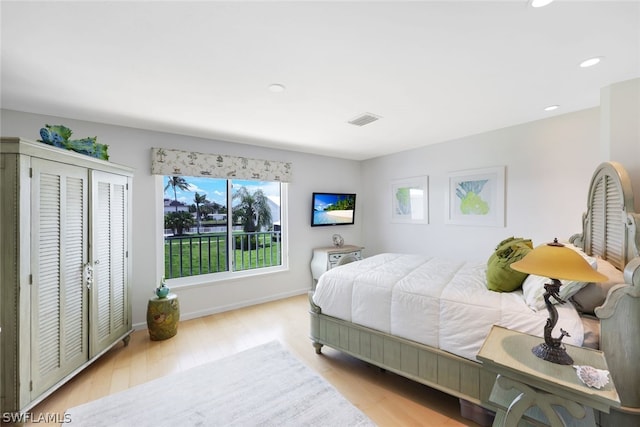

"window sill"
[165,264,289,290]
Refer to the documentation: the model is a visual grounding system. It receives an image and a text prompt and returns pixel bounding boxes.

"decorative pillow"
[570,257,624,314]
[522,242,598,310]
[486,237,533,292]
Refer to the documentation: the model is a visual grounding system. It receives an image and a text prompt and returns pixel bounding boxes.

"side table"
[477,325,620,427]
[310,245,363,289]
[147,293,180,341]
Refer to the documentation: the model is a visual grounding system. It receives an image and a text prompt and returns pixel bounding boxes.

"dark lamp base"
[532,342,574,365]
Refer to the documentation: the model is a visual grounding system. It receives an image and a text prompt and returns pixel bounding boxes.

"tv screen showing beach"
[311,193,356,226]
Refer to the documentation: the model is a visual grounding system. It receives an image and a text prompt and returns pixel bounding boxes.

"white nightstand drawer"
[310,245,364,289]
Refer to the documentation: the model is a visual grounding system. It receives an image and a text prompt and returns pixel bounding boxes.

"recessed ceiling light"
[544,105,559,111]
[530,0,554,8]
[579,57,603,68]
[268,83,286,93]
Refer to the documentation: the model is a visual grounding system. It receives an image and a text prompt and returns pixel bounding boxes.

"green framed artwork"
[391,176,429,224]
[445,166,505,227]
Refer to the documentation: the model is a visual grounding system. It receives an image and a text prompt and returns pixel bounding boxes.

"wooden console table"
[477,325,620,427]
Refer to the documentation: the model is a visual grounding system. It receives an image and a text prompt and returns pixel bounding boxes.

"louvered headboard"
[573,162,640,424]
[573,162,640,274]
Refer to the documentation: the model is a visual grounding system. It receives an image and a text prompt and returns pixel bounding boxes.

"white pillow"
[522,242,595,311]
[522,275,589,311]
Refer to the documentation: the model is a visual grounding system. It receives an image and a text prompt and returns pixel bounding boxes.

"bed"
[309,161,640,426]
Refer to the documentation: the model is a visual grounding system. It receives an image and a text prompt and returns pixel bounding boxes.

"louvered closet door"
[90,171,131,357]
[30,159,89,398]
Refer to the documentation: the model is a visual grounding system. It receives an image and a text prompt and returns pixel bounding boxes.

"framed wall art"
[391,176,429,224]
[445,166,505,227]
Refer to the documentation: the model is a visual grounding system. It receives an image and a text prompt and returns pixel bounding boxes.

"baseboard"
[132,288,309,330]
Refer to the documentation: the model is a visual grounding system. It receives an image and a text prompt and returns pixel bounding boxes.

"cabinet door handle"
[84,263,94,290]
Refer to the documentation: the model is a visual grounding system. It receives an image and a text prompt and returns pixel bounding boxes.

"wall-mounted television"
[311,192,356,227]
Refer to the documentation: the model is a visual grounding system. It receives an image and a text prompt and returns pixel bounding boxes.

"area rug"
[64,341,375,426]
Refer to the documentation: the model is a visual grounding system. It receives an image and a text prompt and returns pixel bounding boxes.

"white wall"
[600,78,640,210]
[360,79,640,261]
[360,107,604,261]
[0,109,363,327]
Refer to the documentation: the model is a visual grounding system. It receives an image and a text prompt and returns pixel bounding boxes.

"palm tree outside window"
[165,176,190,212]
[162,176,284,279]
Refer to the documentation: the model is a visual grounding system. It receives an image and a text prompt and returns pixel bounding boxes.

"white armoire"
[0,137,133,414]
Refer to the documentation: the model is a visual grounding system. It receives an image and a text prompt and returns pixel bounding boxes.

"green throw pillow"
[486,237,533,292]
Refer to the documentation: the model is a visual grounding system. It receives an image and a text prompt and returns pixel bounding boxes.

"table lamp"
[510,239,607,365]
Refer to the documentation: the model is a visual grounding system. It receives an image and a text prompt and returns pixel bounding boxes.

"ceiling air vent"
[348,112,381,127]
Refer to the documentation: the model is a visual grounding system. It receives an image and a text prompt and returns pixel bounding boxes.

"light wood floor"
[25,294,481,426]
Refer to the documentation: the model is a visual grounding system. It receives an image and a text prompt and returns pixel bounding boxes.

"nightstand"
[310,245,363,289]
[477,325,620,427]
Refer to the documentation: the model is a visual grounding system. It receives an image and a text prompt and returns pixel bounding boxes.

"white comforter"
[312,253,584,361]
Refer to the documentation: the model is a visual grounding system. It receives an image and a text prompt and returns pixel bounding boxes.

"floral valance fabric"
[151,147,292,182]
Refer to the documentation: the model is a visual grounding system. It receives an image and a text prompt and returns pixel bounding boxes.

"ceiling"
[1,1,639,161]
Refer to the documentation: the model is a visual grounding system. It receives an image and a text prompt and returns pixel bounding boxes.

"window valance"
[151,147,292,182]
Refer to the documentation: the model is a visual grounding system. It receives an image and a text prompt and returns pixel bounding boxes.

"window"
[162,176,285,280]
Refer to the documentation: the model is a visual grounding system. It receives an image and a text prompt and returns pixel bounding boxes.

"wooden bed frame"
[309,161,640,426]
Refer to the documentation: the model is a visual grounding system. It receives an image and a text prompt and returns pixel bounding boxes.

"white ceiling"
[1,1,639,160]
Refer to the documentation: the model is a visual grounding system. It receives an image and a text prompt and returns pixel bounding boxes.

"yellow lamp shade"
[510,242,608,283]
